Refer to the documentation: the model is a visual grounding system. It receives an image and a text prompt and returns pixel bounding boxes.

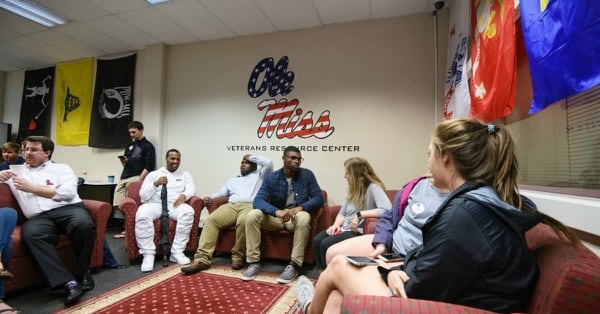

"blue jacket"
[0,156,25,170]
[253,167,323,216]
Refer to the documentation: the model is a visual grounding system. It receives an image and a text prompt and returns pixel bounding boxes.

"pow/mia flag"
[18,66,55,142]
[89,53,136,148]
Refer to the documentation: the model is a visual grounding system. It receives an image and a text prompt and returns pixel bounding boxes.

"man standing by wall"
[242,146,323,284]
[0,136,96,305]
[113,121,156,238]
[181,154,273,274]
[135,149,196,272]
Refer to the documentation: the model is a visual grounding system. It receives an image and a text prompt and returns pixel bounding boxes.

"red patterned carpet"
[56,265,302,313]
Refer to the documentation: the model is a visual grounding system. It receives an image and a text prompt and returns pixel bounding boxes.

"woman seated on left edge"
[0,207,18,314]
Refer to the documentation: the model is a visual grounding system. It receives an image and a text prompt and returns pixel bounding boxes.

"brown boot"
[231,259,244,270]
[180,261,210,275]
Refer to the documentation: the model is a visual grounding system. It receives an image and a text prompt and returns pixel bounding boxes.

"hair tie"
[487,124,496,134]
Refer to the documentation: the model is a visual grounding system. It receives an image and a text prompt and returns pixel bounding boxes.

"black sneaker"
[82,270,95,292]
[64,280,83,305]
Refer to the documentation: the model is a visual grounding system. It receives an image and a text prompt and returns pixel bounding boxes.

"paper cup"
[9,165,26,176]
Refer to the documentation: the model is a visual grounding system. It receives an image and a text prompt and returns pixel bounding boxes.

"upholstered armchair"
[209,191,329,267]
[120,181,203,262]
[2,183,111,293]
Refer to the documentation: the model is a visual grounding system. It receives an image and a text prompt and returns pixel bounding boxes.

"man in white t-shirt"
[135,149,196,272]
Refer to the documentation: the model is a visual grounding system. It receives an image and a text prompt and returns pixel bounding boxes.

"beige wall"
[1,14,447,205]
[161,15,440,204]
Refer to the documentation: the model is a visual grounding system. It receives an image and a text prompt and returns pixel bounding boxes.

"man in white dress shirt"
[0,136,95,305]
[181,154,273,274]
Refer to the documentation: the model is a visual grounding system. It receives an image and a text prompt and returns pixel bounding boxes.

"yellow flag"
[55,58,93,145]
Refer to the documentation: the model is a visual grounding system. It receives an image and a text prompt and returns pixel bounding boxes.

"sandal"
[0,300,18,314]
[0,269,13,281]
[112,230,126,239]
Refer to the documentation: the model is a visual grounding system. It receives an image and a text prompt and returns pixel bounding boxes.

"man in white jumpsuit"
[135,148,196,272]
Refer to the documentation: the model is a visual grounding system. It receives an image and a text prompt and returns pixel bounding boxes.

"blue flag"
[520,0,600,114]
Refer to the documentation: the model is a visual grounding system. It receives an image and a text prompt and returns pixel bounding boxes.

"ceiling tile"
[0,40,61,68]
[0,10,47,35]
[36,0,109,21]
[156,0,235,41]
[312,0,370,25]
[256,0,322,31]
[200,0,277,36]
[86,15,158,50]
[29,29,106,58]
[57,23,134,54]
[89,0,149,14]
[372,0,429,19]
[118,6,197,44]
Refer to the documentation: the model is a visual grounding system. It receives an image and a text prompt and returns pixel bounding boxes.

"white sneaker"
[169,253,191,265]
[295,275,314,313]
[141,254,155,272]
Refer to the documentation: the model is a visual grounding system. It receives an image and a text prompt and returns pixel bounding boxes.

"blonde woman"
[312,157,391,270]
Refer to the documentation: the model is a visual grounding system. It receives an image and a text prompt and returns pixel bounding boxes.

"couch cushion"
[526,224,600,313]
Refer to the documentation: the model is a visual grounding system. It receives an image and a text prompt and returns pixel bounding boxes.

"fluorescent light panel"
[146,0,170,4]
[0,0,67,27]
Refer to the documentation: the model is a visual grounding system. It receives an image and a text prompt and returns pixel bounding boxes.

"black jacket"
[402,181,542,313]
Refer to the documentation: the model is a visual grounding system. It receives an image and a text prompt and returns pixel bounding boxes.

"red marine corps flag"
[468,0,516,122]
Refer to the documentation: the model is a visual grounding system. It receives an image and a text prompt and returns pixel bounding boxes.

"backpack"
[397,176,427,218]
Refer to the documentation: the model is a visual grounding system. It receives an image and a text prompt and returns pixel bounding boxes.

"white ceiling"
[0,0,447,72]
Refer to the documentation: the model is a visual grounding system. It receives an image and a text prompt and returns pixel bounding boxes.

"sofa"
[339,223,600,313]
[1,183,111,293]
[209,190,328,266]
[120,181,204,262]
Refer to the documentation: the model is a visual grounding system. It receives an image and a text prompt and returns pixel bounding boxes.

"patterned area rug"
[56,265,302,313]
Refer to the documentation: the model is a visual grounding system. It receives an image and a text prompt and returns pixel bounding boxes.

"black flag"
[89,53,136,148]
[18,66,55,142]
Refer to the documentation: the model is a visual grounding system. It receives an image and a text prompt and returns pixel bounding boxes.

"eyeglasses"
[285,155,304,162]
[24,147,43,153]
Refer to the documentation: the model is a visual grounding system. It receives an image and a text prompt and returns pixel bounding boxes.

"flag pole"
[433,1,445,125]
[433,9,439,125]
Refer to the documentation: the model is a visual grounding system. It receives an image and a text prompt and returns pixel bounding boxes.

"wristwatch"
[357,211,362,219]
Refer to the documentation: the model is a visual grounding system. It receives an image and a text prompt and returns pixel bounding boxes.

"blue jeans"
[103,238,119,268]
[0,207,17,299]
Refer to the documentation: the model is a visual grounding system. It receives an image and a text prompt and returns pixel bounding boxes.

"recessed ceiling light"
[146,0,171,4]
[0,0,67,27]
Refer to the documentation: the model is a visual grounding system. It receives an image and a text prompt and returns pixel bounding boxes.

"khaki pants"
[113,176,140,207]
[193,203,252,264]
[245,209,311,266]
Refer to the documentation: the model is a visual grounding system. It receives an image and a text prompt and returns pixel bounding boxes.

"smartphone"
[377,253,405,262]
[345,256,378,267]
